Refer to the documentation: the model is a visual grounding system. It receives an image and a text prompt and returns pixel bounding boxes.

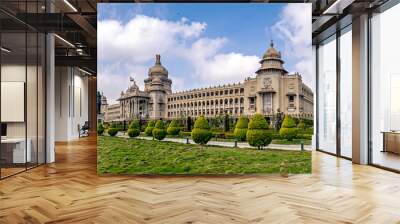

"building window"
[370,4,400,170]
[340,25,352,158]
[289,95,295,103]
[317,34,337,155]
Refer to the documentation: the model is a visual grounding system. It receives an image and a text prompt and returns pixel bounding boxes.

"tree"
[152,120,167,140]
[145,120,156,136]
[233,116,248,141]
[127,120,140,138]
[246,113,272,149]
[279,115,298,141]
[191,116,213,145]
[224,114,230,132]
[167,120,181,136]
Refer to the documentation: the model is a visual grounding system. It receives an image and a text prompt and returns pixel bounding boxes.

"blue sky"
[98,3,312,103]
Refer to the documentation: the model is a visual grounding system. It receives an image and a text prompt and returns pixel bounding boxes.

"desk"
[1,138,31,164]
[382,132,400,154]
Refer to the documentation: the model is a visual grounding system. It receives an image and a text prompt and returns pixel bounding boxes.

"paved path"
[130,136,311,151]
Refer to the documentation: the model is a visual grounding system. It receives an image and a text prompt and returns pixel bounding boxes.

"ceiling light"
[63,0,78,12]
[78,67,92,76]
[323,0,355,15]
[1,47,11,53]
[54,34,75,48]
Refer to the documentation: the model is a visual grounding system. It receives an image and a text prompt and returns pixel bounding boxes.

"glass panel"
[1,30,27,177]
[27,30,38,169]
[317,35,337,154]
[340,26,352,158]
[371,4,400,171]
[38,32,45,165]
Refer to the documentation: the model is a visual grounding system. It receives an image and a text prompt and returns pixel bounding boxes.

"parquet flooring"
[1,136,400,223]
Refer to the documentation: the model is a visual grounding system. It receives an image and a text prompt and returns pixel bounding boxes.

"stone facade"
[104,103,121,122]
[103,41,313,122]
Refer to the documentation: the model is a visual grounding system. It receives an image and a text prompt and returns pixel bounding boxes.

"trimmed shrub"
[191,116,212,145]
[234,116,248,141]
[127,128,140,138]
[107,128,118,136]
[145,120,156,136]
[107,123,119,136]
[97,123,104,135]
[129,120,140,130]
[246,113,272,149]
[152,120,167,140]
[279,115,298,141]
[167,120,181,136]
[297,120,306,130]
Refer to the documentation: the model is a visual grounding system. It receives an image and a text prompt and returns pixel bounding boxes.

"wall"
[55,67,89,141]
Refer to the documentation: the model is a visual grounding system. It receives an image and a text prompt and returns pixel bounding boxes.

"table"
[1,138,31,164]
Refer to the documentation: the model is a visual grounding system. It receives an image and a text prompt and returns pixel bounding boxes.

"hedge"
[296,134,312,140]
[246,113,272,149]
[97,124,104,135]
[180,131,192,137]
[279,115,298,141]
[224,133,236,139]
[191,116,212,145]
[152,120,167,140]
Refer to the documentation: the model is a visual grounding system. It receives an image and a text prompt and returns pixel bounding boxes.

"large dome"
[148,54,168,76]
[262,40,281,59]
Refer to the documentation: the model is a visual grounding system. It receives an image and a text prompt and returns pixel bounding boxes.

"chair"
[79,121,90,138]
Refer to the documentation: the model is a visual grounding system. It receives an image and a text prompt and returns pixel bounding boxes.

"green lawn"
[97,136,311,175]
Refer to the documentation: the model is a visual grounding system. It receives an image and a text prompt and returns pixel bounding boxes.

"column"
[352,14,369,164]
[46,31,55,163]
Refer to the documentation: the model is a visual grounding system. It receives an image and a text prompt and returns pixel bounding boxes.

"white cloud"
[193,53,259,85]
[98,14,262,103]
[98,15,206,63]
[270,4,313,89]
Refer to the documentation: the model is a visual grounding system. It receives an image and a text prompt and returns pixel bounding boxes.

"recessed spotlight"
[63,0,78,12]
[78,67,92,76]
[1,47,11,53]
[54,34,75,48]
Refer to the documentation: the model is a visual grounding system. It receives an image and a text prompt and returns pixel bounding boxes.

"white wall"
[55,66,89,141]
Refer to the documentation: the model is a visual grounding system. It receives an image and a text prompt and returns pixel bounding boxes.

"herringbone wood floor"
[1,136,400,224]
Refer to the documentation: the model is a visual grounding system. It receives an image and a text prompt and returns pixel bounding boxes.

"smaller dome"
[263,40,281,59]
[148,54,168,76]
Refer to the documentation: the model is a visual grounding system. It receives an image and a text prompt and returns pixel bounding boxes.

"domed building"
[244,40,313,117]
[104,42,313,122]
